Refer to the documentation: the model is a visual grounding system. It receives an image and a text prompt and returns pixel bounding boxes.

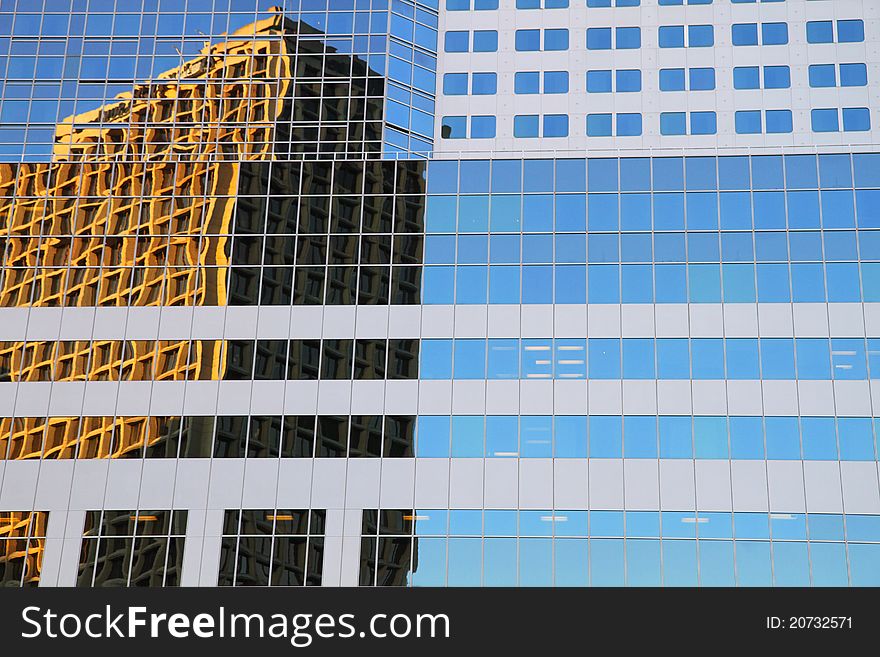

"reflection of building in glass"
[359,509,418,587]
[218,509,325,586]
[0,511,48,588]
[77,510,187,587]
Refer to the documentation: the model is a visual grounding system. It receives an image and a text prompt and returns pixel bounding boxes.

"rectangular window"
[441,116,467,139]
[811,108,839,133]
[443,73,468,95]
[471,116,497,138]
[690,111,717,135]
[838,20,865,43]
[587,70,612,92]
[733,66,760,89]
[840,63,868,87]
[544,71,569,93]
[660,112,686,135]
[843,108,871,132]
[543,114,569,137]
[587,114,613,136]
[516,29,541,51]
[660,68,686,91]
[473,30,498,51]
[445,31,469,52]
[587,27,613,50]
[617,113,642,136]
[514,115,539,137]
[616,69,641,92]
[515,71,540,94]
[809,64,836,88]
[545,29,570,51]
[736,110,762,134]
[471,72,497,95]
[689,67,715,91]
[732,23,758,46]
[688,25,714,47]
[658,25,684,48]
[766,110,793,134]
[806,20,833,44]
[762,22,788,45]
[616,26,641,49]
[763,65,790,89]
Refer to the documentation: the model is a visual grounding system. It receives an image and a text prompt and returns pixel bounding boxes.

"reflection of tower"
[0,11,412,461]
[360,509,419,587]
[0,512,48,587]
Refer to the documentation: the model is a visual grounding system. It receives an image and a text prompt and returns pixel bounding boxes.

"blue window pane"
[423,267,455,303]
[766,110,792,134]
[843,107,871,132]
[556,194,587,231]
[456,266,488,303]
[729,416,764,459]
[699,541,735,587]
[514,114,539,138]
[620,159,651,192]
[587,70,612,93]
[487,338,520,378]
[838,418,875,461]
[690,111,717,135]
[764,65,790,88]
[615,26,640,49]
[590,539,625,586]
[657,339,689,379]
[470,116,496,138]
[810,543,849,587]
[522,265,553,303]
[543,114,569,137]
[589,416,622,458]
[473,30,498,51]
[587,27,612,50]
[757,263,790,301]
[621,264,653,302]
[736,541,771,586]
[617,113,642,136]
[544,28,569,51]
[765,417,801,460]
[726,339,760,379]
[515,29,540,51]
[486,416,518,457]
[556,265,586,303]
[722,263,756,303]
[660,68,685,91]
[762,22,788,45]
[694,416,728,459]
[809,64,836,88]
[589,338,621,379]
[689,67,715,90]
[616,69,641,92]
[688,24,714,47]
[624,416,657,458]
[588,159,619,192]
[796,339,831,379]
[622,338,655,379]
[453,340,487,379]
[812,108,839,132]
[838,19,864,43]
[554,416,588,458]
[806,21,833,44]
[555,540,589,587]
[658,25,684,48]
[556,159,586,192]
[421,340,453,379]
[515,71,540,94]
[441,116,467,138]
[735,110,761,134]
[827,262,861,301]
[417,416,451,457]
[802,417,837,460]
[840,63,868,87]
[587,113,612,136]
[443,72,468,94]
[659,416,691,458]
[821,190,854,228]
[662,540,697,586]
[521,416,552,457]
[660,112,686,135]
[734,66,759,89]
[732,23,758,46]
[471,72,497,95]
[773,542,810,587]
[544,71,569,93]
[445,31,468,51]
[491,161,522,194]
[653,160,684,191]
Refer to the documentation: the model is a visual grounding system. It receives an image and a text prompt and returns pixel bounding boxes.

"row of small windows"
[444,64,867,97]
[443,21,864,52]
[441,109,871,138]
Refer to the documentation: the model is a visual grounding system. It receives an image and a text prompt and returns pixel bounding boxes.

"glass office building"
[1,0,879,587]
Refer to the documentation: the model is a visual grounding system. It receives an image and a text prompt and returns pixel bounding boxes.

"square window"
[660,112,686,136]
[587,113,613,136]
[838,19,864,43]
[842,108,871,132]
[806,21,833,44]
[616,69,641,92]
[766,110,792,134]
[762,22,788,45]
[515,71,540,94]
[617,113,642,136]
[473,30,498,51]
[544,71,569,93]
[658,25,684,48]
[690,111,717,135]
[587,27,612,50]
[763,65,790,89]
[811,108,839,133]
[616,26,640,49]
[445,31,469,52]
[660,68,685,91]
[689,67,715,91]
[545,28,569,50]
[443,73,468,95]
[543,114,569,137]
[732,23,758,46]
[735,110,762,134]
[441,116,467,139]
[472,72,497,95]
[734,66,759,89]
[587,70,612,92]
[840,63,867,87]
[809,64,836,88]
[514,114,539,137]
[688,24,714,47]
[471,116,496,138]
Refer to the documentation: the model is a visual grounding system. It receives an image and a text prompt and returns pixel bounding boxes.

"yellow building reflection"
[0,511,48,587]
